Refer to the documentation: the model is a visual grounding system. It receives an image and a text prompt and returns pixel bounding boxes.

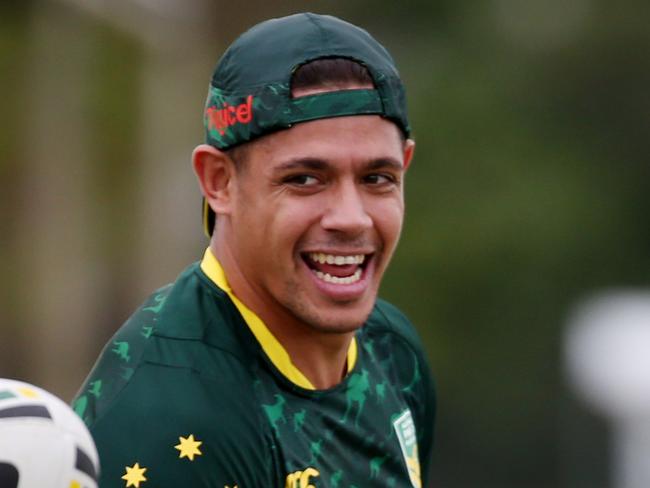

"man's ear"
[192,144,235,215]
[403,138,415,171]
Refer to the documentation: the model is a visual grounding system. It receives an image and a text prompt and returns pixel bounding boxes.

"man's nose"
[320,181,372,235]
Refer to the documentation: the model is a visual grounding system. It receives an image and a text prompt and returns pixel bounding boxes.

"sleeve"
[88,364,276,488]
[374,299,437,488]
[72,285,173,428]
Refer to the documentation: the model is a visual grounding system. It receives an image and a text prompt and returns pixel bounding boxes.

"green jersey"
[73,249,435,488]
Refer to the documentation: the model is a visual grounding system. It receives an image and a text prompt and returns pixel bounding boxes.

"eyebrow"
[273,156,404,173]
[274,158,329,172]
[365,158,404,172]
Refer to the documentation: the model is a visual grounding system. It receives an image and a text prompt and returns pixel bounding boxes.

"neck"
[210,239,353,389]
[273,323,353,389]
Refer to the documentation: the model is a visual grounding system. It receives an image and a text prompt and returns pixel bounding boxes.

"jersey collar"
[200,248,358,390]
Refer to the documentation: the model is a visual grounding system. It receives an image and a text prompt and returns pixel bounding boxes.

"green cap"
[202,12,410,236]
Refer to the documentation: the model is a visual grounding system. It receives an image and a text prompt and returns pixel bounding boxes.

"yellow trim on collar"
[200,248,357,390]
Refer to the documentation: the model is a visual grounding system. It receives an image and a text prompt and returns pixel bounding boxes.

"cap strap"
[285,88,383,125]
[205,85,392,149]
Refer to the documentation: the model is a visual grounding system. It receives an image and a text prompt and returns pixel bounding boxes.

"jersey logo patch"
[393,409,422,488]
[285,466,319,487]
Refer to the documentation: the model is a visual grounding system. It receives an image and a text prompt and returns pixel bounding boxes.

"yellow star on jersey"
[175,434,203,461]
[122,462,147,487]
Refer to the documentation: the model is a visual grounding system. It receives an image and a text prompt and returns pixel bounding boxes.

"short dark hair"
[291,58,374,92]
[292,58,405,143]
[226,58,374,167]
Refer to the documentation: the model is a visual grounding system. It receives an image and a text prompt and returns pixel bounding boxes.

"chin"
[278,274,379,334]
[299,301,376,334]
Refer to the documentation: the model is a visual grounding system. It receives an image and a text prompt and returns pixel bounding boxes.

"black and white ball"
[0,378,99,488]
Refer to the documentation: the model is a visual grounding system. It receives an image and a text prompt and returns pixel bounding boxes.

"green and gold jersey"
[73,250,435,488]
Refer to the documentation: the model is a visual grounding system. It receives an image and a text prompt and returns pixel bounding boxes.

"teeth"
[309,253,365,265]
[315,268,363,285]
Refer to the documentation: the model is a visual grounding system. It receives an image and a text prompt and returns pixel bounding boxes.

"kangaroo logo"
[262,394,287,433]
[143,293,167,314]
[341,369,370,426]
[370,454,389,479]
[112,341,131,362]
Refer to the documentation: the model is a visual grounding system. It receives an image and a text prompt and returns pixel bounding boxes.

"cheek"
[230,192,272,261]
[272,199,323,244]
[372,200,405,248]
[249,197,323,259]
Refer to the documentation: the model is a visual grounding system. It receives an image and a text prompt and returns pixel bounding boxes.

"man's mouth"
[302,252,371,285]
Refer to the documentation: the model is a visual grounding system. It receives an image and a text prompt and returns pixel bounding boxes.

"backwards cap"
[202,12,410,236]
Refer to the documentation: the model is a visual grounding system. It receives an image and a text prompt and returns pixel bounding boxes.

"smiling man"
[74,12,435,488]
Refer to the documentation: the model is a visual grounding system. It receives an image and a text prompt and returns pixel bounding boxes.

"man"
[74,12,435,488]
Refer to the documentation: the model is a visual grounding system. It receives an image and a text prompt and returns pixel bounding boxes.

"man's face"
[226,114,413,334]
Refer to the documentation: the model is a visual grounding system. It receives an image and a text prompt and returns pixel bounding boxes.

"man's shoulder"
[86,362,274,488]
[140,260,240,341]
[73,261,259,427]
[116,260,253,359]
[73,264,275,487]
[366,297,424,350]
[364,297,437,474]
[362,298,435,404]
[74,264,275,488]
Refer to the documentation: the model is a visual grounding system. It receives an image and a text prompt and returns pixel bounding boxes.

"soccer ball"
[0,378,99,488]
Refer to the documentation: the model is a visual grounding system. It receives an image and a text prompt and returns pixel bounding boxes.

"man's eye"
[364,174,396,185]
[285,174,320,186]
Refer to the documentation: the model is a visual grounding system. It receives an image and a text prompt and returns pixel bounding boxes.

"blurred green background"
[1,1,649,487]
